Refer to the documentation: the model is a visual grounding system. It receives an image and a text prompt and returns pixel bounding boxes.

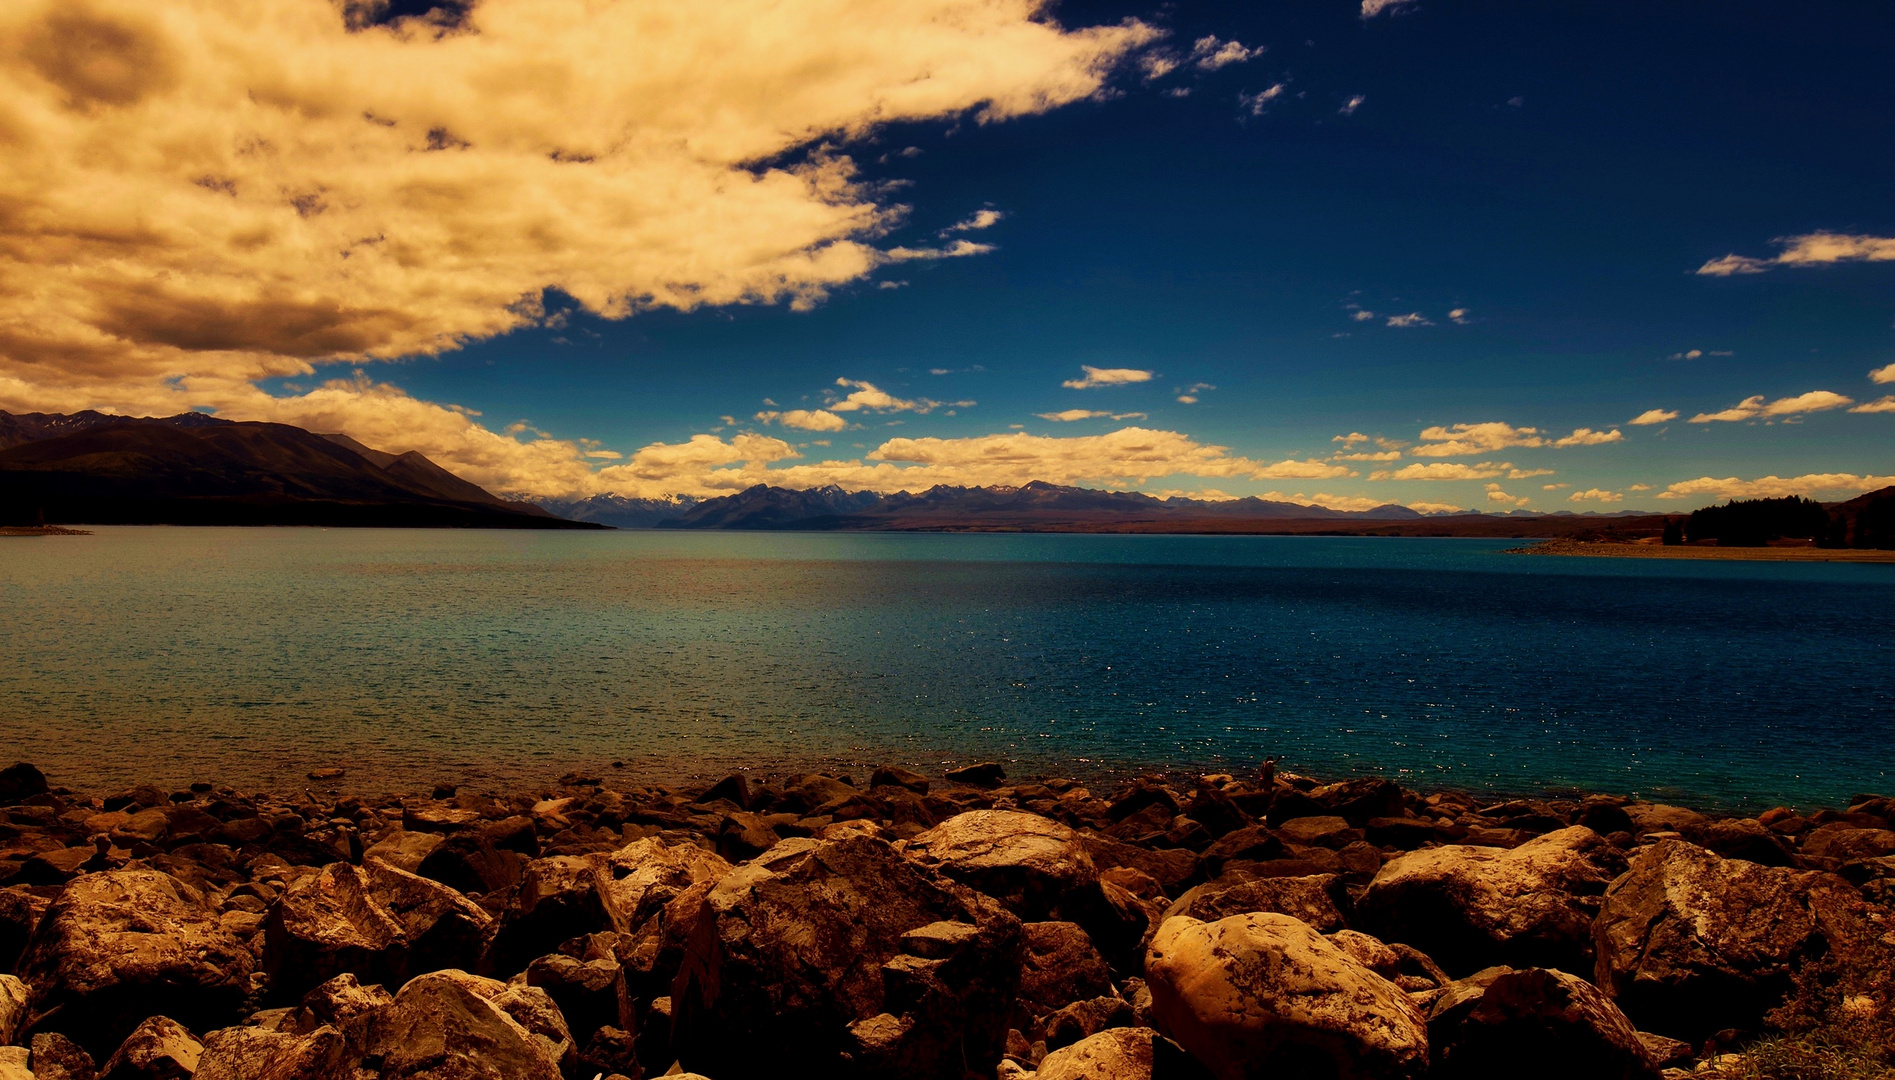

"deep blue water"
[1,528,1890,808]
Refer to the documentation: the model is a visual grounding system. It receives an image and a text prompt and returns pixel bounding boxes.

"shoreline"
[1511,537,1895,563]
[0,758,1887,1077]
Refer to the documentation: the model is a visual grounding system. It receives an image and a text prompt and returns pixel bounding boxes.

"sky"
[1,0,1892,512]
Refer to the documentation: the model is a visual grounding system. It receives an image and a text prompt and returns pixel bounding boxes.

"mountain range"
[0,410,595,529]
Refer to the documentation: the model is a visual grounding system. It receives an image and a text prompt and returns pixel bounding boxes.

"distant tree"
[1661,519,1683,546]
[1819,513,1849,548]
[1857,494,1895,549]
[1686,496,1830,546]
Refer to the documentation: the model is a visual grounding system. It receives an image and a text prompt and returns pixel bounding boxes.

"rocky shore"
[0,759,1890,1080]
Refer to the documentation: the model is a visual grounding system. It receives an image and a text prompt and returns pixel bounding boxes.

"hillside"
[0,411,597,529]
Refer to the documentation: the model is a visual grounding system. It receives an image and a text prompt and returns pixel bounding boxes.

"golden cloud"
[1655,473,1895,501]
[0,0,1154,416]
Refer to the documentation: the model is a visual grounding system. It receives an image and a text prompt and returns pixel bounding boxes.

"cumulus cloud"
[756,409,849,431]
[1412,422,1542,457]
[1408,501,1464,515]
[943,209,1005,233]
[1372,461,1518,481]
[0,0,1155,439]
[1484,484,1529,507]
[1656,473,1895,501]
[1697,232,1895,276]
[1386,313,1433,328]
[1688,391,1854,423]
[1447,308,1470,324]
[1338,95,1366,116]
[1062,365,1155,389]
[1551,427,1623,447]
[1568,489,1622,503]
[1333,450,1401,462]
[1848,396,1895,414]
[1036,409,1146,422]
[1629,409,1678,426]
[1332,432,1370,446]
[1871,363,1895,385]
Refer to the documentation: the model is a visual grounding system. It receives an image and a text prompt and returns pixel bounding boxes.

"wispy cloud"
[1361,0,1417,18]
[1386,312,1434,328]
[1551,427,1623,447]
[941,209,1005,234]
[1373,461,1518,481]
[1688,390,1854,423]
[1333,432,1370,446]
[1629,409,1678,426]
[1339,95,1366,116]
[1656,473,1895,501]
[1174,382,1215,404]
[1447,308,1470,324]
[1036,409,1147,422]
[1063,366,1155,390]
[1848,396,1895,414]
[1239,83,1288,115]
[756,409,849,432]
[1568,488,1622,503]
[1696,232,1895,276]
[1334,450,1402,462]
[1190,36,1262,71]
[1412,422,1543,456]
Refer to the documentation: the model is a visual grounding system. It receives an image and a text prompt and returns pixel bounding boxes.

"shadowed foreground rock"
[0,761,1887,1079]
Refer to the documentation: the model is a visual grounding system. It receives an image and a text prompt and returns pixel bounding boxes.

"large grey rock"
[262,859,492,1002]
[96,1016,202,1080]
[671,834,1023,1080]
[1357,826,1624,976]
[1145,912,1428,1080]
[1592,839,1873,1040]
[367,970,565,1080]
[1426,967,1659,1080]
[906,810,1098,921]
[15,870,253,1059]
[1162,874,1348,935]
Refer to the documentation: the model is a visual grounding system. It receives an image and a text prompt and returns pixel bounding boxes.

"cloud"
[756,409,849,431]
[1656,473,1895,501]
[1189,36,1260,71]
[1305,493,1385,512]
[1551,427,1623,447]
[1174,381,1214,404]
[1697,232,1895,276]
[1664,349,1731,360]
[1447,308,1469,324]
[1361,0,1417,18]
[1338,95,1365,116]
[1871,363,1895,385]
[1036,409,1146,422]
[1351,310,1377,322]
[1239,83,1287,115]
[1333,450,1401,462]
[1386,313,1434,328]
[1408,501,1464,515]
[1629,408,1678,426]
[1062,365,1155,389]
[943,209,1005,233]
[1568,489,1622,503]
[1688,391,1854,423]
[1506,468,1555,479]
[1628,484,1650,491]
[1332,432,1370,446]
[1412,422,1543,457]
[0,0,1155,420]
[1542,483,1570,490]
[1484,484,1529,507]
[1372,461,1518,481]
[1848,396,1895,414]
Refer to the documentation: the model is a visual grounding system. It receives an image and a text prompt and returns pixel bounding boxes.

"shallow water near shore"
[2,526,1891,808]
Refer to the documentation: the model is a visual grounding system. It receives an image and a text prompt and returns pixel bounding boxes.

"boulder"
[1162,874,1348,935]
[1043,996,1136,1051]
[944,763,1006,788]
[906,811,1098,921]
[1036,1026,1211,1080]
[0,1048,25,1080]
[1592,839,1872,1040]
[362,830,445,873]
[0,763,48,804]
[524,953,633,1046]
[1426,967,1659,1080]
[871,766,931,795]
[1145,913,1428,1080]
[0,975,28,1045]
[1800,824,1895,863]
[14,870,253,1059]
[671,835,1023,1080]
[368,970,566,1080]
[0,890,42,972]
[26,1033,95,1080]
[194,1026,355,1080]
[485,854,623,976]
[1357,826,1624,976]
[415,832,523,896]
[1197,826,1287,878]
[1018,921,1117,1017]
[262,859,492,1002]
[263,973,394,1055]
[96,1017,202,1080]
[1689,819,1792,867]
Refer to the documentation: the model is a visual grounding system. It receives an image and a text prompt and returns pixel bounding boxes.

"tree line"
[1662,492,1895,548]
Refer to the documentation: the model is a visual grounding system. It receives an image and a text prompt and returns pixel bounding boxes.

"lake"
[2,527,1890,808]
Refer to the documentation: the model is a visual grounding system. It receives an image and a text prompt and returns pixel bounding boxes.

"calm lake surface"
[2,527,1891,808]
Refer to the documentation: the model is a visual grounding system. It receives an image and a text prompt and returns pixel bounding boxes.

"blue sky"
[4,0,1892,508]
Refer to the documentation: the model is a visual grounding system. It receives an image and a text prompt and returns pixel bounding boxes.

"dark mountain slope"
[0,412,594,528]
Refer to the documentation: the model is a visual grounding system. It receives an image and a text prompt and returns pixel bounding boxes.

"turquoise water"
[1,527,1891,808]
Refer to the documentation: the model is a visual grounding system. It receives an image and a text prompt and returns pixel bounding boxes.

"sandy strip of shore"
[1513,538,1895,563]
